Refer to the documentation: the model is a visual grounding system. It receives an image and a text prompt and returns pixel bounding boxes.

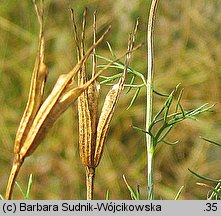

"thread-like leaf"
[200,137,221,148]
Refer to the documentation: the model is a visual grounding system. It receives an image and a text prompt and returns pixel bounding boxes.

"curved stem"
[5,157,23,200]
[86,166,95,200]
[146,0,159,200]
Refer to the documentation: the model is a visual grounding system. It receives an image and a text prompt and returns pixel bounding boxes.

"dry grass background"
[0,0,221,199]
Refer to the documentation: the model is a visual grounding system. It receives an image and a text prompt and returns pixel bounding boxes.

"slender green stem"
[147,143,155,199]
[146,0,159,200]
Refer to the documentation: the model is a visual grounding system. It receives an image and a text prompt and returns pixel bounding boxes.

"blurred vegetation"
[0,0,221,199]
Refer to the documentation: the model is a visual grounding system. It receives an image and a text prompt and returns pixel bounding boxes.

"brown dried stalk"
[5,1,111,200]
[72,10,139,199]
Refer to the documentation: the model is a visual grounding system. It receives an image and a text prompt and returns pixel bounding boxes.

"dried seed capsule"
[94,82,123,167]
[14,6,47,155]
[76,9,100,167]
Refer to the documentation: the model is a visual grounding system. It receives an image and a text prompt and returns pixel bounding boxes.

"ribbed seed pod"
[14,1,47,156]
[72,12,139,199]
[94,83,123,166]
[72,10,100,168]
[86,11,100,166]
